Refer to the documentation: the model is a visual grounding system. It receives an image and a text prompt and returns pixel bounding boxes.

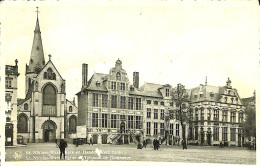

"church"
[16,10,78,143]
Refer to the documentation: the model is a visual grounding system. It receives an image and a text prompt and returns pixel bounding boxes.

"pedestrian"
[153,139,156,150]
[156,139,159,150]
[89,137,93,145]
[143,139,146,148]
[137,142,142,149]
[58,139,67,160]
[182,139,186,150]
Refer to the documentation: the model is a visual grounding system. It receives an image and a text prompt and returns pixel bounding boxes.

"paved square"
[5,143,256,165]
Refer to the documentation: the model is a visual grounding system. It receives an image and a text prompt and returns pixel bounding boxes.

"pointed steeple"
[27,7,45,74]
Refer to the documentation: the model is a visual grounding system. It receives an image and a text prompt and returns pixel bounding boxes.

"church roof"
[27,16,45,74]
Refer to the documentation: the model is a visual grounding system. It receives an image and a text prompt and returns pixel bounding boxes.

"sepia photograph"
[0,0,258,166]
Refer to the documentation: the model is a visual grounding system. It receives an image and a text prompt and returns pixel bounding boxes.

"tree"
[171,83,192,147]
[243,105,256,140]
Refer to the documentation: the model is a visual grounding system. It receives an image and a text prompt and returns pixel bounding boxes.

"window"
[222,110,227,122]
[147,100,151,104]
[222,127,228,141]
[210,92,214,97]
[154,109,158,119]
[120,96,126,109]
[46,68,56,80]
[169,110,174,119]
[136,98,141,110]
[136,116,141,129]
[170,102,173,106]
[230,128,236,141]
[111,81,116,90]
[224,97,228,103]
[147,108,151,119]
[44,72,47,79]
[166,88,169,97]
[160,109,164,120]
[5,78,12,88]
[231,111,236,123]
[102,114,108,128]
[18,114,28,133]
[200,94,203,97]
[24,103,28,110]
[53,73,56,80]
[146,122,151,135]
[195,108,199,121]
[69,106,72,112]
[116,72,121,80]
[160,123,164,135]
[120,115,125,120]
[200,108,204,121]
[176,124,179,136]
[195,126,198,140]
[120,83,125,91]
[111,95,117,108]
[128,115,134,129]
[96,81,101,87]
[93,93,98,107]
[102,94,108,108]
[160,101,164,106]
[154,101,158,105]
[170,123,174,135]
[69,116,77,133]
[214,109,219,121]
[128,97,134,110]
[207,109,211,121]
[154,122,158,135]
[92,113,98,127]
[213,127,219,141]
[231,98,234,103]
[42,84,57,116]
[238,113,243,123]
[111,114,117,128]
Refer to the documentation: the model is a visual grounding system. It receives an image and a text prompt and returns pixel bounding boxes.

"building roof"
[189,84,222,102]
[139,82,163,98]
[84,73,109,92]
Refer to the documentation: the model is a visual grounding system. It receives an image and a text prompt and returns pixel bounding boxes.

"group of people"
[153,138,160,150]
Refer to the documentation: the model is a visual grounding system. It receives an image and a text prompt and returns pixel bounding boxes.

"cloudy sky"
[1,1,259,100]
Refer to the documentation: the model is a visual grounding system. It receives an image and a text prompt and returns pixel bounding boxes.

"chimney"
[73,97,75,105]
[82,63,88,88]
[133,72,139,89]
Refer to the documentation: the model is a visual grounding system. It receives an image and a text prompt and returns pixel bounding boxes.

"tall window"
[169,110,174,119]
[111,114,117,128]
[195,126,198,140]
[93,93,98,107]
[154,122,158,135]
[146,122,151,135]
[195,108,199,120]
[166,88,169,97]
[128,115,134,129]
[214,109,219,121]
[24,103,28,110]
[136,98,141,110]
[147,108,151,119]
[102,114,108,128]
[213,127,219,141]
[170,123,174,135]
[136,116,141,129]
[154,109,158,119]
[102,94,108,108]
[207,109,211,121]
[111,81,116,90]
[5,77,12,88]
[231,112,236,123]
[111,95,117,108]
[92,113,98,127]
[160,123,164,135]
[160,109,164,120]
[238,113,244,123]
[120,83,125,91]
[69,106,72,112]
[120,96,126,109]
[230,128,236,141]
[116,72,121,80]
[128,97,134,110]
[42,84,56,116]
[176,124,179,136]
[69,116,77,133]
[18,114,28,133]
[222,127,228,141]
[200,108,204,121]
[222,110,227,122]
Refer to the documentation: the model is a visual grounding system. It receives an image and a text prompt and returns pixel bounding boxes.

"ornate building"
[16,10,77,144]
[5,60,20,146]
[188,78,245,146]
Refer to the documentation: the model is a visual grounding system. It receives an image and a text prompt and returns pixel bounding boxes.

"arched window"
[116,72,121,80]
[42,84,57,116]
[44,72,47,79]
[47,68,53,79]
[18,114,28,133]
[69,116,77,133]
[52,73,56,80]
[6,117,11,122]
[24,103,28,110]
[69,106,72,112]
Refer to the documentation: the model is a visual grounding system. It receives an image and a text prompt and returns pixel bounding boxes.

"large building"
[16,11,77,144]
[76,60,187,145]
[5,60,20,146]
[188,79,245,146]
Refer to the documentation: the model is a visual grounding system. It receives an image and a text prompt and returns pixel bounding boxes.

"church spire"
[27,7,45,74]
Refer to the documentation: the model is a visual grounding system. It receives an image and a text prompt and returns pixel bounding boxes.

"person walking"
[181,139,186,150]
[153,139,156,150]
[156,139,159,150]
[58,139,67,160]
[143,139,146,148]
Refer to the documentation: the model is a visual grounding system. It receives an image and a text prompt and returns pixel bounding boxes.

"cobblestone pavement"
[5,143,256,164]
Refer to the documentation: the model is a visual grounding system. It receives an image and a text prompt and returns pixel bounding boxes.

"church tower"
[25,7,45,94]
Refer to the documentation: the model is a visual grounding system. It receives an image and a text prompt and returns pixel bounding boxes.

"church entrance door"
[42,120,56,142]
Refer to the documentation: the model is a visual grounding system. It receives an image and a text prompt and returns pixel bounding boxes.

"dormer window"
[200,94,203,98]
[194,95,198,99]
[130,85,135,91]
[147,100,151,104]
[160,101,164,106]
[154,101,158,105]
[116,72,121,80]
[224,97,228,103]
[166,88,169,97]
[231,97,234,103]
[210,92,214,98]
[96,81,101,87]
[228,90,231,95]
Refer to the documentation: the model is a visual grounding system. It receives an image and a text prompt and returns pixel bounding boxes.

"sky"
[1,1,259,101]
